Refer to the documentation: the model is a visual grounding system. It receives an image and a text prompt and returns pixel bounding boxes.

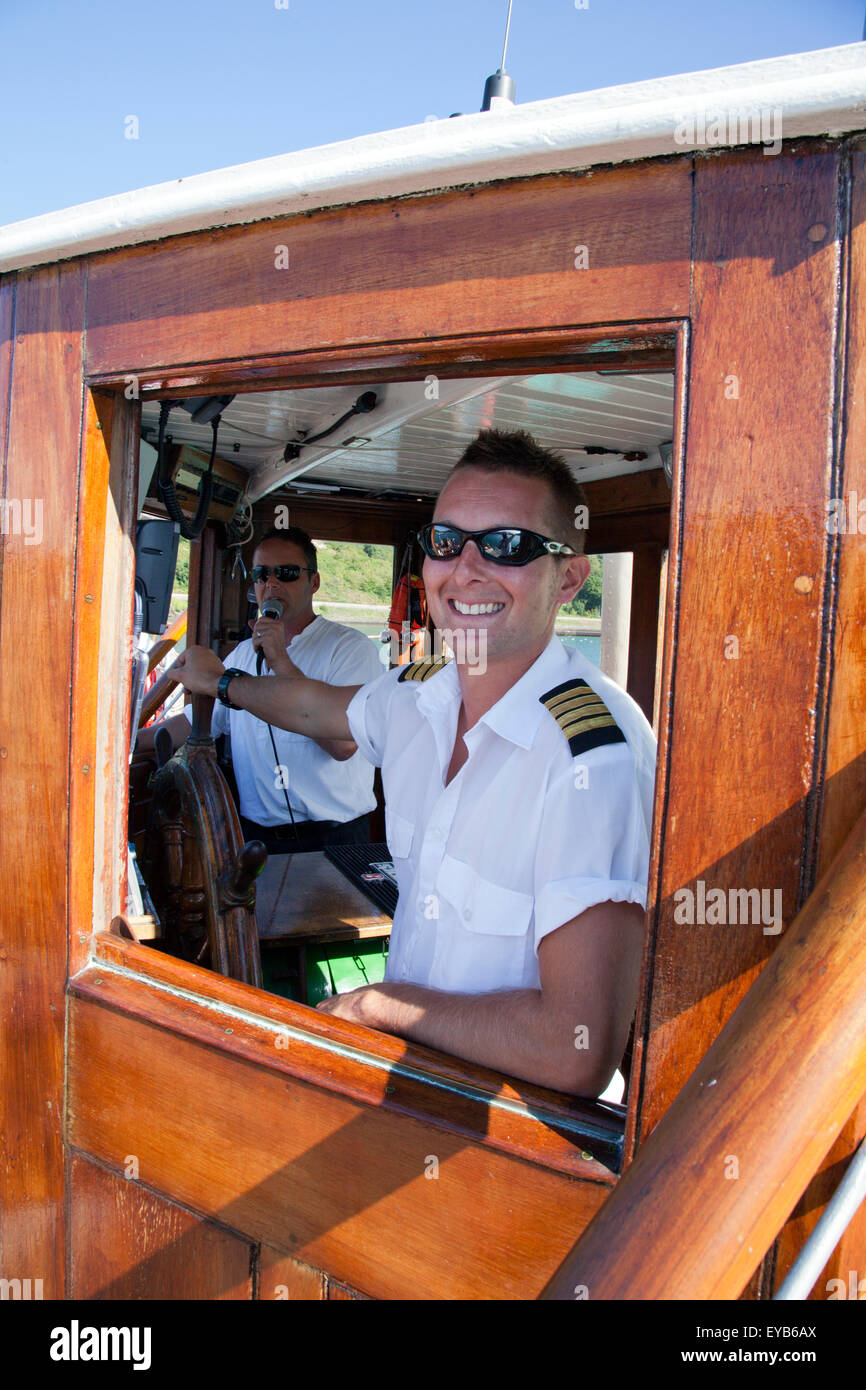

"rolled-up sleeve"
[533,742,650,952]
[346,668,398,768]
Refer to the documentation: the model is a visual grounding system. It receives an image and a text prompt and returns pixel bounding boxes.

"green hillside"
[313,540,394,605]
[562,553,603,616]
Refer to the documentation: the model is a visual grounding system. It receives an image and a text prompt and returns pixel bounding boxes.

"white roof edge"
[2,42,865,274]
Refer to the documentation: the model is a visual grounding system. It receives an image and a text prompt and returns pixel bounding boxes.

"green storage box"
[261,937,389,1006]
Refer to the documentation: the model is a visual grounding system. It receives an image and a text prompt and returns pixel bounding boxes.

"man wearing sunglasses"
[206,526,383,853]
[176,431,656,1098]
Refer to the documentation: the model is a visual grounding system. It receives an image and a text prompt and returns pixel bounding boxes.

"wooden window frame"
[71,324,683,1196]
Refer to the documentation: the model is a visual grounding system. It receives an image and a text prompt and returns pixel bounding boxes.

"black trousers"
[239,812,371,856]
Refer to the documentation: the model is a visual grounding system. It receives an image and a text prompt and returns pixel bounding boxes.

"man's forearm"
[203,664,355,743]
[335,982,606,1095]
[175,645,360,742]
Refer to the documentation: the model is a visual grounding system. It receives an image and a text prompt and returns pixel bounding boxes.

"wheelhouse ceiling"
[140,370,675,508]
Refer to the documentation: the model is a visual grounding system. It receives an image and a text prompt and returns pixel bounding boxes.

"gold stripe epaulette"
[397,655,452,683]
[539,677,626,757]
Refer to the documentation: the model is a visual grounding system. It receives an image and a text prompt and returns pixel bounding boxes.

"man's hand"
[315,988,376,1025]
[251,617,298,677]
[172,646,225,697]
[315,985,422,1031]
[310,900,644,1097]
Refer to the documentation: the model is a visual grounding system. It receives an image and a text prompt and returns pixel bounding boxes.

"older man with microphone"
[210,525,383,853]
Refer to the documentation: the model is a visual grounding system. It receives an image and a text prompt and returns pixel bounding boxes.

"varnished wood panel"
[815,148,866,902]
[327,1280,369,1300]
[86,934,625,1178]
[69,391,139,974]
[0,278,13,519]
[190,525,217,648]
[772,144,866,1299]
[84,163,691,377]
[259,1248,325,1300]
[69,392,113,972]
[69,1152,253,1299]
[253,495,434,550]
[622,330,687,1163]
[586,468,672,552]
[125,328,675,403]
[68,971,611,1300]
[258,1248,368,1299]
[542,805,866,1299]
[633,147,842,1140]
[626,545,664,722]
[186,530,204,649]
[0,264,86,1297]
[0,276,13,672]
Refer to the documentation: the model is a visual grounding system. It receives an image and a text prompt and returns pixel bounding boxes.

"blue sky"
[1,0,863,225]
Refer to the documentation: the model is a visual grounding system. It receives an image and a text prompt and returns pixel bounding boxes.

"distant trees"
[562,553,603,616]
[175,538,190,590]
[314,540,393,604]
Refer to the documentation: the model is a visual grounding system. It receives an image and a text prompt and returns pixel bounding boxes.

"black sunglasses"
[250,564,314,583]
[417,523,577,567]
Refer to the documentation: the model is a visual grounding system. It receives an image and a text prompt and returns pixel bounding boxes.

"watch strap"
[217,668,246,709]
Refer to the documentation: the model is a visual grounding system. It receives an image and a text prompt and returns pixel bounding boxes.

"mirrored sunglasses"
[417,523,576,567]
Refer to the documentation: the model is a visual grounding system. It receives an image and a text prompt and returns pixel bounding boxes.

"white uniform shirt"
[347,636,656,995]
[212,615,383,825]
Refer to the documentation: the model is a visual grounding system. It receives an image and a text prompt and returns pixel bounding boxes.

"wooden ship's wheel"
[143,695,266,987]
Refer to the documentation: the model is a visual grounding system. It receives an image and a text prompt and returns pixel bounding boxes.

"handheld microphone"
[256,597,284,673]
[256,593,298,841]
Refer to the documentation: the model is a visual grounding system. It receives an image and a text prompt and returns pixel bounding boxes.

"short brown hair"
[448,429,587,551]
[255,525,318,573]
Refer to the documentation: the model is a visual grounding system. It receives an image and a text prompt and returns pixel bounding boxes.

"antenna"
[481,0,516,111]
[500,0,514,72]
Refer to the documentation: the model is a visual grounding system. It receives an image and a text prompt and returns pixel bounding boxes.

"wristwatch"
[216,668,246,709]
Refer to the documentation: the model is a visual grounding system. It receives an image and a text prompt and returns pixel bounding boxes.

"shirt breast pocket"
[385,808,415,862]
[436,855,533,937]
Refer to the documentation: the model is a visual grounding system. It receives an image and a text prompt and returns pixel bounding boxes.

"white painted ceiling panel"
[140,370,674,504]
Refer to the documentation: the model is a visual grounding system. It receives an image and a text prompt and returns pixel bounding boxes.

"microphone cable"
[256,627,300,844]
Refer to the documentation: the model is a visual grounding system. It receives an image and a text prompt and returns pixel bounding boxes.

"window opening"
[126,364,673,1108]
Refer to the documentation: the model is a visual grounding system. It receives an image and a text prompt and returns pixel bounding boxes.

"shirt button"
[464,908,472,922]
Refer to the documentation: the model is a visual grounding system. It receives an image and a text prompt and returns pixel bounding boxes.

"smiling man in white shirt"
[175,430,656,1097]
